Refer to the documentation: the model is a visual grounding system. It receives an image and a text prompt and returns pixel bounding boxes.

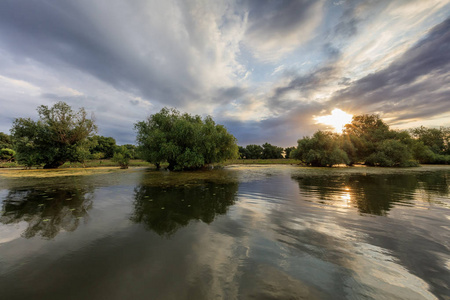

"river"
[0,165,449,299]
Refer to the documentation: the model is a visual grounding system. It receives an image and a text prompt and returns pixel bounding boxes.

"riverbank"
[0,158,301,169]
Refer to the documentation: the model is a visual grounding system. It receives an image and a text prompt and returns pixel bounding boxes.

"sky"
[0,0,449,147]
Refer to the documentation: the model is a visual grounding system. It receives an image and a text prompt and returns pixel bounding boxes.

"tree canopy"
[292,131,349,167]
[135,107,238,170]
[88,135,117,159]
[11,102,97,168]
[291,114,447,167]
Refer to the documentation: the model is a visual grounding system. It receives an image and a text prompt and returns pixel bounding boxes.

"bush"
[112,146,131,169]
[292,131,349,167]
[0,148,15,162]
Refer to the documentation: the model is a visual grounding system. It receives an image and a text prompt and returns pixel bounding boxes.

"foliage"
[342,114,392,163]
[262,143,283,159]
[238,146,249,159]
[0,132,12,149]
[135,108,238,170]
[284,146,296,159]
[292,131,349,167]
[245,144,263,159]
[11,102,97,169]
[88,135,117,159]
[122,144,139,159]
[112,145,132,169]
[365,139,418,167]
[0,148,16,162]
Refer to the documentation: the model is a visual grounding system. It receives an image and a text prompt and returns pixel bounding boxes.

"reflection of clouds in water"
[0,221,27,244]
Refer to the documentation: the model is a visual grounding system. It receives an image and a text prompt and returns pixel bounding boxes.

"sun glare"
[314,108,353,133]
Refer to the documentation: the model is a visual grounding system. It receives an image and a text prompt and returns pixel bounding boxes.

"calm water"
[0,165,449,299]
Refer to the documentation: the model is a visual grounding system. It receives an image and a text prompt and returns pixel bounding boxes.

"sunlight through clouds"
[314,108,353,133]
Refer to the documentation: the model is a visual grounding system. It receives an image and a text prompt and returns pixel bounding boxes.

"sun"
[314,108,353,133]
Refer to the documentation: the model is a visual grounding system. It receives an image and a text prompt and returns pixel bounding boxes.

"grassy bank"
[0,158,301,169]
[0,159,153,169]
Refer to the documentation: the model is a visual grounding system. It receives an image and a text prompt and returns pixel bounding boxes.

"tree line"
[1,102,449,169]
[291,115,450,167]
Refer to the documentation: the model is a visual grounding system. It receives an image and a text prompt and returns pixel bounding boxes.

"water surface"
[0,165,449,299]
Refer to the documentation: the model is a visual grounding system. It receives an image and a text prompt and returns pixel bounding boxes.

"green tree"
[0,148,15,162]
[88,135,117,159]
[135,108,238,170]
[0,132,12,149]
[342,114,392,163]
[11,102,97,169]
[284,146,296,159]
[238,146,249,159]
[365,139,418,167]
[112,145,132,169]
[262,143,283,159]
[245,144,263,159]
[292,131,349,167]
[123,144,139,159]
[410,126,450,155]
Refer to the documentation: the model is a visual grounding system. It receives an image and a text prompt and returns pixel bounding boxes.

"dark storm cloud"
[0,0,199,107]
[331,17,450,121]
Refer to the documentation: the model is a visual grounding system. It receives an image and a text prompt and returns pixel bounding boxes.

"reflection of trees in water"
[131,181,239,236]
[0,185,94,239]
[293,171,449,215]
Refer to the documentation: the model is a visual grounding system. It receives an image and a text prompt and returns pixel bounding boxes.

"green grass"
[0,158,301,169]
[0,161,19,168]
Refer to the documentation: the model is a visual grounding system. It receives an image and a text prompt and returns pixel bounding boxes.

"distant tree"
[238,146,249,159]
[0,132,12,149]
[262,143,283,159]
[11,102,97,169]
[122,144,139,159]
[89,135,116,159]
[284,147,296,159]
[135,107,238,170]
[410,126,450,155]
[245,144,263,159]
[112,145,132,169]
[292,131,349,167]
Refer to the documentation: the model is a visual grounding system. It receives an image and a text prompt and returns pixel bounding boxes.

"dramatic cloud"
[331,17,450,124]
[0,0,449,145]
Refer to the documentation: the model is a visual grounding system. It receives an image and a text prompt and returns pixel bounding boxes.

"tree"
[410,126,450,155]
[292,131,349,167]
[343,114,392,163]
[238,146,249,159]
[284,146,296,159]
[88,135,117,159]
[365,139,418,167]
[0,148,15,162]
[135,107,238,170]
[11,102,97,169]
[262,143,283,159]
[0,132,12,149]
[123,144,139,159]
[112,145,132,169]
[245,144,263,159]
